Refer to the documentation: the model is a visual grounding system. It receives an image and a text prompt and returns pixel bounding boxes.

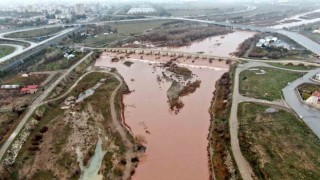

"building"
[315,73,320,81]
[21,73,29,78]
[75,4,85,15]
[127,5,156,15]
[256,42,264,47]
[1,85,19,89]
[306,91,320,109]
[20,85,39,94]
[265,36,274,42]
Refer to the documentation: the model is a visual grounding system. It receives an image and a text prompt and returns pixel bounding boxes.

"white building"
[75,4,85,15]
[306,91,320,109]
[256,42,264,47]
[315,73,320,81]
[127,5,156,15]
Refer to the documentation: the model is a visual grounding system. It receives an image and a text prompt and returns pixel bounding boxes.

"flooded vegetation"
[95,52,229,179]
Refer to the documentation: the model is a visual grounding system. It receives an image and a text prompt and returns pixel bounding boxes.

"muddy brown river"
[95,53,229,180]
[158,31,255,57]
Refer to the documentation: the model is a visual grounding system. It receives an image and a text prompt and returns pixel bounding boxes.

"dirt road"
[0,52,93,161]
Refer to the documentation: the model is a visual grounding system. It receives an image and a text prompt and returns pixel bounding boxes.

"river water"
[271,8,320,29]
[158,31,256,57]
[95,53,229,180]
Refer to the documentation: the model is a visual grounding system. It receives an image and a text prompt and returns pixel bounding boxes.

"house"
[1,85,19,89]
[256,42,264,47]
[271,37,278,42]
[20,85,39,94]
[21,73,29,78]
[20,88,30,94]
[315,73,320,81]
[67,54,75,60]
[259,39,266,43]
[265,36,274,42]
[306,91,320,109]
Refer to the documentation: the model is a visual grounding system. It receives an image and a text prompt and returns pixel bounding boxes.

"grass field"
[5,27,65,39]
[162,3,245,16]
[111,20,171,35]
[2,74,48,87]
[240,67,304,101]
[0,45,15,58]
[238,102,320,179]
[82,34,127,48]
[268,63,318,70]
[81,20,172,47]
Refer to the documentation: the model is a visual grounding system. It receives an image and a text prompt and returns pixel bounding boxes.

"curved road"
[45,69,134,179]
[230,61,317,179]
[0,44,24,63]
[0,52,93,161]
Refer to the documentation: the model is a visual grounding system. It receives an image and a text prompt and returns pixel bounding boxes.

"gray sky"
[0,0,314,8]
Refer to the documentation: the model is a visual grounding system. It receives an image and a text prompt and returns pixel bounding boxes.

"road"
[169,17,320,56]
[0,44,24,63]
[0,27,78,67]
[0,52,93,161]
[282,68,320,138]
[106,70,134,180]
[42,68,134,179]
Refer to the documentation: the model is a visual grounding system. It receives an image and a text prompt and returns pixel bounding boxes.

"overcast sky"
[0,0,314,8]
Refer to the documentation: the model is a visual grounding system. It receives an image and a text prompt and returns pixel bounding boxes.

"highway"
[0,27,80,70]
[0,44,24,63]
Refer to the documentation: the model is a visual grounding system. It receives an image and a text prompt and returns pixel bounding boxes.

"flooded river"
[95,53,229,180]
[158,31,255,57]
[271,8,320,29]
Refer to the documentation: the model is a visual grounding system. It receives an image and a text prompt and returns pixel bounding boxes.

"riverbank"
[95,53,228,179]
[208,66,241,180]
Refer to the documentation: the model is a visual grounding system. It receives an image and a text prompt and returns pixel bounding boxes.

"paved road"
[0,44,24,63]
[0,27,77,64]
[282,68,320,138]
[0,52,93,161]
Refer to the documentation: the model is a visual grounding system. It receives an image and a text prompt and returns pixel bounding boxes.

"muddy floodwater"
[271,9,320,29]
[158,31,255,57]
[95,52,229,180]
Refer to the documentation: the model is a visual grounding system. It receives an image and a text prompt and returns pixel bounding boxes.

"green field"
[240,67,304,101]
[268,63,318,70]
[238,102,320,179]
[5,27,65,39]
[81,20,172,47]
[82,34,127,48]
[112,20,171,35]
[0,45,15,58]
[163,3,245,16]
